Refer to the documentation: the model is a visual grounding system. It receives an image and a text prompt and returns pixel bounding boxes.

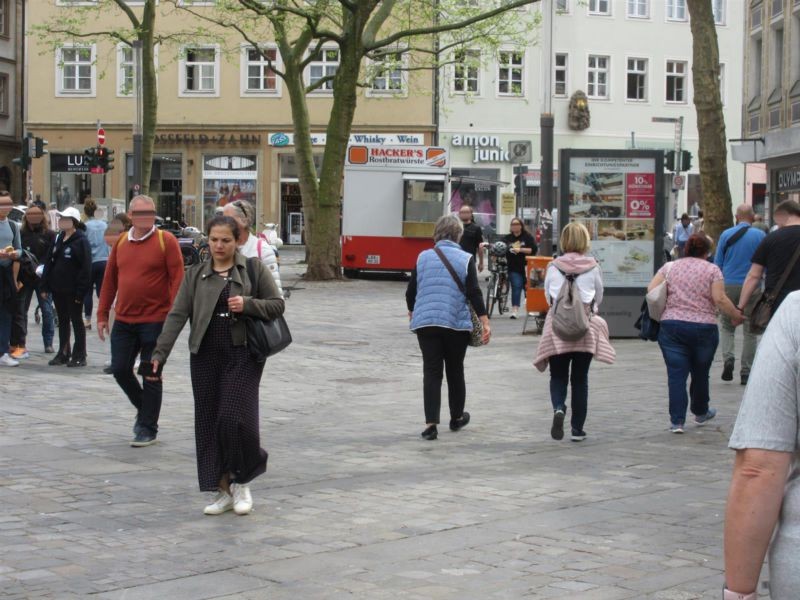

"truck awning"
[449,175,510,186]
[402,173,447,181]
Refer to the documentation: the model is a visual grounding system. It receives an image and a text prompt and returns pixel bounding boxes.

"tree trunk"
[687,0,733,242]
[140,0,157,198]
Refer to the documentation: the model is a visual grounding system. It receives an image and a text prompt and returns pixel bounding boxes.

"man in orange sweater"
[97,195,184,447]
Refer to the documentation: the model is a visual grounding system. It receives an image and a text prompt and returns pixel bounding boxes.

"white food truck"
[341,144,450,275]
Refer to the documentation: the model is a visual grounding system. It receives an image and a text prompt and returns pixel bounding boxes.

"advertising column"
[559,150,665,337]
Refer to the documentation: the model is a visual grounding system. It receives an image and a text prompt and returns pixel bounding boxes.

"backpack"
[550,268,591,341]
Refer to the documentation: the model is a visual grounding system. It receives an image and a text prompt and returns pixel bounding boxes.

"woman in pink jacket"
[534,222,615,442]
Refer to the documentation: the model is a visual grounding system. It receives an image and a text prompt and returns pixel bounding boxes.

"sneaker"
[420,425,438,440]
[0,353,19,367]
[741,373,749,386]
[103,365,114,375]
[232,484,253,515]
[44,346,55,354]
[130,430,157,447]
[83,318,91,330]
[48,354,70,366]
[449,411,471,432]
[10,347,29,360]
[550,409,565,440]
[67,357,87,368]
[694,408,717,426]
[670,422,685,434]
[204,491,234,515]
[721,360,734,382]
[510,307,518,319]
[570,429,587,442]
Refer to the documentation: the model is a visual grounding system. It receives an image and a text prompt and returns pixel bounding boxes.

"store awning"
[402,173,447,181]
[449,175,510,186]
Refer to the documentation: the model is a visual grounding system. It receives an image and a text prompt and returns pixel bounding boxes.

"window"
[497,51,524,96]
[0,0,9,37]
[627,0,649,18]
[751,3,763,29]
[181,46,218,95]
[243,46,279,94]
[750,36,763,101]
[56,45,95,96]
[772,0,783,18]
[117,44,134,96]
[666,60,688,102]
[370,50,407,95]
[554,53,568,97]
[666,0,687,21]
[718,63,726,105]
[587,54,609,99]
[588,0,610,15]
[556,0,569,12]
[626,58,647,101]
[453,49,480,94]
[772,27,784,93]
[713,0,726,24]
[308,47,339,92]
[0,74,8,117]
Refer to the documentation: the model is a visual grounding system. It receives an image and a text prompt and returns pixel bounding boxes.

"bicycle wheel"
[485,274,497,318]
[497,274,510,314]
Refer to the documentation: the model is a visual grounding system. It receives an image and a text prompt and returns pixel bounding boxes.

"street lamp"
[652,116,684,222]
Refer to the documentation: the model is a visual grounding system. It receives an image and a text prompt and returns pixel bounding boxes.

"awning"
[449,175,510,186]
[402,173,447,181]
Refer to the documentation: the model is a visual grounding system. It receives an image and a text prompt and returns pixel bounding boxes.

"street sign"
[673,174,685,190]
[97,128,106,145]
[133,184,140,193]
[508,140,532,164]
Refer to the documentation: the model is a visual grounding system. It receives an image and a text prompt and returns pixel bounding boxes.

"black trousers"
[52,292,86,360]
[548,352,593,432]
[416,327,470,424]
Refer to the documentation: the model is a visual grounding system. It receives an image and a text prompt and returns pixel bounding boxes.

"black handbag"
[634,300,659,342]
[243,258,292,361]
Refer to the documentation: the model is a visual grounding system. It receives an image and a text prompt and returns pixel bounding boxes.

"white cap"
[56,207,81,221]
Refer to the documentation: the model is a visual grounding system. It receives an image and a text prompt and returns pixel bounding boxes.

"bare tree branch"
[110,0,141,29]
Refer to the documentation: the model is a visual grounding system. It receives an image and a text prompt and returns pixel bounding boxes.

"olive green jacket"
[152,252,284,364]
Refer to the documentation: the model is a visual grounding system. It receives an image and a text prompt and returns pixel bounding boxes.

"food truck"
[341,144,450,275]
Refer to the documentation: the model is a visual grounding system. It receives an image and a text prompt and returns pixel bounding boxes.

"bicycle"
[485,241,510,318]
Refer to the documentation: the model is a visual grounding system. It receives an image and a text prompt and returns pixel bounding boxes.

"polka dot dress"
[190,279,267,492]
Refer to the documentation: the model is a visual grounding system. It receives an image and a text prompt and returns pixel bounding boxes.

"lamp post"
[132,40,143,203]
[539,0,554,254]
[652,116,684,223]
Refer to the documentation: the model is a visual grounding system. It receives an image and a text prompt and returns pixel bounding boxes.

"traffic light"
[12,134,34,171]
[680,150,692,172]
[97,147,114,172]
[84,146,98,168]
[665,150,676,172]
[34,137,48,158]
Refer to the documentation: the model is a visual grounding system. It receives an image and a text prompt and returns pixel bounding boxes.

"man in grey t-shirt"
[725,292,800,599]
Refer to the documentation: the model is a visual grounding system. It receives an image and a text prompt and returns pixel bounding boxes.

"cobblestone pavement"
[0,248,758,599]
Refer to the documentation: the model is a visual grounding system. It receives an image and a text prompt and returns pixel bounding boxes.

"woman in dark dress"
[151,216,284,516]
[503,217,537,319]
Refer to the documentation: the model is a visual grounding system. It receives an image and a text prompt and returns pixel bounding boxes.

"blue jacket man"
[714,204,766,385]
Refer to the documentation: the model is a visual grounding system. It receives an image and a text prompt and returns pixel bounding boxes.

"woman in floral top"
[647,234,742,433]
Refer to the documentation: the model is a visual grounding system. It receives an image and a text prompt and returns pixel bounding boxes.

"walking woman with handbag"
[647,234,743,433]
[406,214,491,441]
[150,216,284,515]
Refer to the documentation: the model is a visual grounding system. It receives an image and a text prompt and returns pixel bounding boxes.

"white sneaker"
[232,484,253,515]
[510,307,519,319]
[0,353,19,367]
[203,491,234,515]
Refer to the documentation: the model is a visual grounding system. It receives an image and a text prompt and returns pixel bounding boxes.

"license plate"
[366,255,381,265]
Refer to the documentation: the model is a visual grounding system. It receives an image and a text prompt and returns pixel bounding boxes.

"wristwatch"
[723,587,757,600]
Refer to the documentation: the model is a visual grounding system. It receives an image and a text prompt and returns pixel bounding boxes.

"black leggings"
[416,327,470,424]
[52,292,86,360]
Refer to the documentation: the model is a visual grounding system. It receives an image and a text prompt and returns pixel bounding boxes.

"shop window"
[368,50,407,96]
[626,57,647,101]
[627,0,649,18]
[453,49,480,94]
[56,45,95,96]
[202,154,258,228]
[687,174,702,219]
[666,60,687,103]
[243,45,280,95]
[180,46,219,96]
[450,168,499,236]
[497,50,524,96]
[308,47,339,92]
[587,54,609,99]
[554,53,568,97]
[402,175,446,238]
[666,0,687,21]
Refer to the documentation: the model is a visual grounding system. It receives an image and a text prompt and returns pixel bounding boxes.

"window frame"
[665,58,689,103]
[713,0,726,25]
[555,0,570,14]
[0,0,10,38]
[586,53,610,100]
[240,43,282,97]
[451,48,481,96]
[0,73,8,117]
[55,44,96,97]
[306,46,341,94]
[626,56,649,102]
[496,48,525,97]
[588,0,611,16]
[626,0,649,19]
[554,52,568,98]
[666,0,688,21]
[366,48,409,97]
[179,44,220,97]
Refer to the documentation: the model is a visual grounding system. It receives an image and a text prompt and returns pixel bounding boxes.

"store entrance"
[280,182,303,244]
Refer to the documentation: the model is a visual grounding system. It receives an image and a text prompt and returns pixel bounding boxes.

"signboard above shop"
[269,132,425,147]
[50,153,91,173]
[346,145,448,169]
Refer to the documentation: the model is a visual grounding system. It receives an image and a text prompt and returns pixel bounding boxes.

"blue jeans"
[111,320,164,435]
[11,283,54,349]
[83,261,107,319]
[509,271,526,308]
[658,320,719,425]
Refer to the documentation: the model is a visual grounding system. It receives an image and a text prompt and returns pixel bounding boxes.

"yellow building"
[25,3,435,239]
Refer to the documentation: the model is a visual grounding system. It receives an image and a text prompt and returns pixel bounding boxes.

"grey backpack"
[551,268,591,341]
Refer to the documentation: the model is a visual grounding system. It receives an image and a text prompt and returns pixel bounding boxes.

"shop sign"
[346,145,448,168]
[776,167,800,192]
[270,132,425,146]
[451,134,512,164]
[501,192,516,215]
[522,170,559,187]
[155,133,262,145]
[50,153,91,173]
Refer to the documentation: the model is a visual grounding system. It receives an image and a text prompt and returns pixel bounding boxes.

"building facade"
[439,0,745,240]
[733,0,800,217]
[0,0,23,198]
[25,3,435,238]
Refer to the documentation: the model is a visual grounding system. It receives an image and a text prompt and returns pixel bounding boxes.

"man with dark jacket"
[457,205,484,272]
[0,192,22,367]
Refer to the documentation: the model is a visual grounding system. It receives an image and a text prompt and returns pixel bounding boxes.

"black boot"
[721,359,734,381]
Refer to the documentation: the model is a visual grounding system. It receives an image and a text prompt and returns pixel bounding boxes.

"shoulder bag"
[748,241,800,335]
[243,257,292,361]
[645,262,673,322]
[433,247,484,347]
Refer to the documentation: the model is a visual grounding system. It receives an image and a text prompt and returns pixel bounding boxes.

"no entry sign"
[97,128,106,145]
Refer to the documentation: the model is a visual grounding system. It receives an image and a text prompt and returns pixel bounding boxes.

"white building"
[439,0,745,240]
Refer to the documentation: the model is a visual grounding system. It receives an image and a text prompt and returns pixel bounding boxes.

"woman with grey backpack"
[534,222,615,442]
